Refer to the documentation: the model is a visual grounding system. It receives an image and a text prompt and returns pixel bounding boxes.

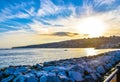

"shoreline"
[0,50,120,82]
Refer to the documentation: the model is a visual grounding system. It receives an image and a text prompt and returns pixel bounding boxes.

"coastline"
[0,50,120,82]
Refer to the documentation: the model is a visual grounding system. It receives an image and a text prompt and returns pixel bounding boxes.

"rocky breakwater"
[0,50,120,82]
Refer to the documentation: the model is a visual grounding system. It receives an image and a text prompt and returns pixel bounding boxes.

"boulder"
[24,73,35,78]
[68,71,84,81]
[43,66,56,72]
[48,72,56,76]
[0,70,3,79]
[104,63,112,70]
[36,71,47,77]
[39,75,47,82]
[96,66,105,74]
[4,67,16,75]
[16,67,28,73]
[56,66,67,71]
[13,75,27,82]
[29,69,37,74]
[69,65,84,73]
[90,73,98,80]
[35,64,42,69]
[43,61,57,66]
[14,67,28,75]
[58,71,67,76]
[84,75,95,82]
[58,74,74,82]
[40,75,61,82]
[26,76,38,82]
[1,75,14,82]
[62,78,74,82]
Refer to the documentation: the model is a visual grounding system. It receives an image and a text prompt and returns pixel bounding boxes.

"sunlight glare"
[85,48,96,56]
[76,17,107,37]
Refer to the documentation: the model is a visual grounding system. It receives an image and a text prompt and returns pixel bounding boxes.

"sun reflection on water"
[85,48,97,56]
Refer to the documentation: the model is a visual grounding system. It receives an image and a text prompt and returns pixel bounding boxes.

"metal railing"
[104,63,120,82]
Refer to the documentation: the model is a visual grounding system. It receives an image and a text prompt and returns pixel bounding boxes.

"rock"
[14,67,28,75]
[36,71,47,77]
[13,75,27,82]
[84,75,95,82]
[1,75,14,82]
[35,64,42,69]
[84,66,92,73]
[40,75,61,82]
[43,61,57,66]
[96,73,101,78]
[26,76,38,82]
[68,71,84,81]
[96,66,105,74]
[39,75,47,82]
[104,63,112,70]
[43,66,56,72]
[58,71,67,76]
[110,58,115,65]
[48,72,56,76]
[0,70,3,79]
[114,57,120,62]
[56,66,67,71]
[24,73,35,78]
[13,74,38,82]
[29,69,37,74]
[58,74,74,82]
[69,65,84,73]
[61,77,74,82]
[4,67,16,75]
[16,67,28,73]
[90,73,98,80]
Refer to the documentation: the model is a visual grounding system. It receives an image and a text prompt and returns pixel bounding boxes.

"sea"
[0,48,119,68]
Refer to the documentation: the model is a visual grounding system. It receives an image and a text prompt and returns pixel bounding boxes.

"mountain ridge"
[12,36,120,49]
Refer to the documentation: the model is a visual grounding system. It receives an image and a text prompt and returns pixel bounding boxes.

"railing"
[104,63,120,82]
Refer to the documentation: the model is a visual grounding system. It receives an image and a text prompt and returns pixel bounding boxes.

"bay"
[0,48,119,68]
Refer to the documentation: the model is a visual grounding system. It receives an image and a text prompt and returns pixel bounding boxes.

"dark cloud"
[40,32,79,37]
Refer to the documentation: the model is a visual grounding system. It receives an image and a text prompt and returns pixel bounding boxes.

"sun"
[76,17,107,37]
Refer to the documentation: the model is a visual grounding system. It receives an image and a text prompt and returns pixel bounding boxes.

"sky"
[0,0,120,48]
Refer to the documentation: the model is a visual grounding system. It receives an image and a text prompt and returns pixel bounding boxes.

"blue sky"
[0,0,120,48]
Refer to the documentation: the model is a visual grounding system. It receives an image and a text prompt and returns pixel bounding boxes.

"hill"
[12,36,120,49]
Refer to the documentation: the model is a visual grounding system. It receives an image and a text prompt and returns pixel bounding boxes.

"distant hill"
[12,36,120,49]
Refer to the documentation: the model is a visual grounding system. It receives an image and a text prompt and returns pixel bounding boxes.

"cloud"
[93,0,115,6]
[16,13,29,18]
[0,1,34,22]
[37,0,60,16]
[0,29,30,36]
[41,32,79,37]
[1,0,118,34]
[0,0,120,48]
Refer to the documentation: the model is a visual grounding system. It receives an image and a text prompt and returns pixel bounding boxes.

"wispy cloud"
[37,0,60,16]
[93,0,115,6]
[0,1,34,22]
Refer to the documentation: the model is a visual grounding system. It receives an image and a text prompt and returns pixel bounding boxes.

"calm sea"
[0,48,119,68]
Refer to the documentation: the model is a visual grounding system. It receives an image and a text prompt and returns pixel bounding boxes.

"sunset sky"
[0,0,120,48]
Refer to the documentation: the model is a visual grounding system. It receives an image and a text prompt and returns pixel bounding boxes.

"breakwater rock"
[0,50,120,82]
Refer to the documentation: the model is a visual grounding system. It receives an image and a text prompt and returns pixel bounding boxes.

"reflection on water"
[0,48,119,68]
[85,48,97,56]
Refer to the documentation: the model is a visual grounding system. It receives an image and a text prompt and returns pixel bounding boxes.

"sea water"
[0,48,119,68]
